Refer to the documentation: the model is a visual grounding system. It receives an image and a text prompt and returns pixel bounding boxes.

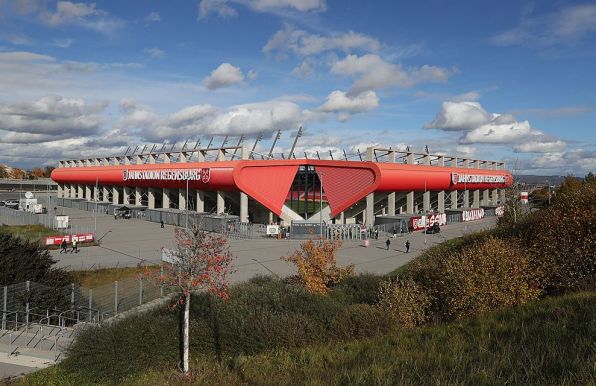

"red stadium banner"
[45,233,94,246]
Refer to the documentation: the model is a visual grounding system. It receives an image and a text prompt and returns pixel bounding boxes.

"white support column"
[240,145,249,222]
[124,156,131,165]
[70,184,77,198]
[85,185,92,200]
[162,188,170,209]
[216,191,225,214]
[423,153,431,212]
[196,190,204,212]
[406,151,414,213]
[179,152,188,163]
[136,155,143,165]
[148,154,156,164]
[163,153,171,164]
[178,188,186,210]
[123,186,132,205]
[135,187,142,206]
[112,186,120,205]
[77,185,83,199]
[365,147,375,225]
[102,186,110,202]
[472,160,480,208]
[438,156,445,212]
[387,150,396,216]
[148,188,156,209]
[491,161,498,205]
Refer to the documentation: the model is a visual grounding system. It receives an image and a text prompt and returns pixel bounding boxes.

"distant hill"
[515,175,576,186]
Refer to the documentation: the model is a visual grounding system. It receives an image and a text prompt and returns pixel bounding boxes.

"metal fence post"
[2,286,6,330]
[160,266,164,297]
[26,280,30,326]
[70,283,75,310]
[139,278,143,306]
[114,281,118,315]
[88,289,93,322]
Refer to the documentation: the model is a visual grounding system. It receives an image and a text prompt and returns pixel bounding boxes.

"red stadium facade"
[52,147,512,226]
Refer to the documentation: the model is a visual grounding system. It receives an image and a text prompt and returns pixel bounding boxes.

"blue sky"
[0,0,594,175]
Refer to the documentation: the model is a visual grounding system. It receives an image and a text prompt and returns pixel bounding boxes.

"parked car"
[0,201,5,206]
[425,223,441,234]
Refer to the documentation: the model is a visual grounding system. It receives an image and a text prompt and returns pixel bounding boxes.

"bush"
[283,239,355,294]
[329,303,393,340]
[522,180,595,293]
[440,236,542,320]
[377,278,432,329]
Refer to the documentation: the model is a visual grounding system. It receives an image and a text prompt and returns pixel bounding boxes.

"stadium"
[50,138,513,231]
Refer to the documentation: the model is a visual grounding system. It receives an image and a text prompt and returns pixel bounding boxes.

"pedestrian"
[386,238,391,250]
[60,239,67,254]
[71,239,78,253]
[114,213,117,220]
[160,220,164,228]
[405,240,410,253]
[392,227,397,238]
[374,229,379,240]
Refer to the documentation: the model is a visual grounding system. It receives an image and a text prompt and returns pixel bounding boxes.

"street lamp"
[94,177,98,234]
[319,172,324,241]
[185,176,189,229]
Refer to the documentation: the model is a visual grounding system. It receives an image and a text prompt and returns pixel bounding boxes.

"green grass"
[19,291,596,385]
[0,224,61,241]
[72,266,160,288]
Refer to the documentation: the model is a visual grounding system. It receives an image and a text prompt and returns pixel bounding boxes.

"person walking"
[160,220,164,228]
[60,239,67,254]
[405,240,410,253]
[71,239,78,254]
[386,238,391,250]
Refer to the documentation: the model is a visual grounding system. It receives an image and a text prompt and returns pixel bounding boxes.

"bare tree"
[147,224,233,374]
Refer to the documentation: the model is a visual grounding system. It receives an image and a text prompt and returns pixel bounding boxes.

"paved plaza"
[43,205,498,282]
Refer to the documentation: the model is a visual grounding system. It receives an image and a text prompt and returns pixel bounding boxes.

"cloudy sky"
[0,0,594,175]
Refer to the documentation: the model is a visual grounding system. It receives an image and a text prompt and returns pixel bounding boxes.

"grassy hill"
[18,291,595,385]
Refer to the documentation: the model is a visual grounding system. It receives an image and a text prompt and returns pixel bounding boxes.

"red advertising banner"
[410,213,447,231]
[462,208,485,222]
[45,233,94,246]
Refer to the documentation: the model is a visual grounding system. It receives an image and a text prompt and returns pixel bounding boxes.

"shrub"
[332,273,384,304]
[440,236,542,320]
[283,239,355,294]
[329,303,393,340]
[522,180,596,293]
[377,278,432,329]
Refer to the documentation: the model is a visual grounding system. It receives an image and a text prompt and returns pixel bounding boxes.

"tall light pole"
[319,172,324,241]
[185,176,189,229]
[94,177,98,234]
[547,179,551,206]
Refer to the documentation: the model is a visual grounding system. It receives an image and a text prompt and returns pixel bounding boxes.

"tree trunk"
[183,292,190,373]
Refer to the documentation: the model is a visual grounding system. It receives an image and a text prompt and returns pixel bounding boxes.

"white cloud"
[198,0,239,19]
[199,0,325,19]
[513,138,566,153]
[319,90,379,121]
[291,62,312,78]
[415,90,481,102]
[40,1,124,34]
[51,38,73,48]
[144,47,165,58]
[247,69,257,80]
[425,101,492,131]
[426,101,568,154]
[144,11,161,23]
[331,54,452,94]
[202,63,244,90]
[492,3,596,46]
[0,95,107,143]
[263,25,380,57]
[455,145,477,157]
[0,33,34,46]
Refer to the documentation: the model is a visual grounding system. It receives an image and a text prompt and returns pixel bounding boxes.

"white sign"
[266,225,279,235]
[451,173,506,185]
[495,206,505,217]
[55,215,69,229]
[161,248,180,265]
[123,168,210,183]
[462,208,485,222]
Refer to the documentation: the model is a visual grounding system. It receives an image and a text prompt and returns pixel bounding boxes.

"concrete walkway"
[44,205,498,282]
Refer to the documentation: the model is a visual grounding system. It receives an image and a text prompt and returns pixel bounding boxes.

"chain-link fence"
[1,276,175,329]
[0,206,94,236]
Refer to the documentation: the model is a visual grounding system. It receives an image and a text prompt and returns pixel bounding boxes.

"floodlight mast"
[267,129,282,159]
[288,126,303,159]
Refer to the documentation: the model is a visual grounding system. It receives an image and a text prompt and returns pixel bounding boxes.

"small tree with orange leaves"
[284,239,355,294]
[146,224,233,374]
